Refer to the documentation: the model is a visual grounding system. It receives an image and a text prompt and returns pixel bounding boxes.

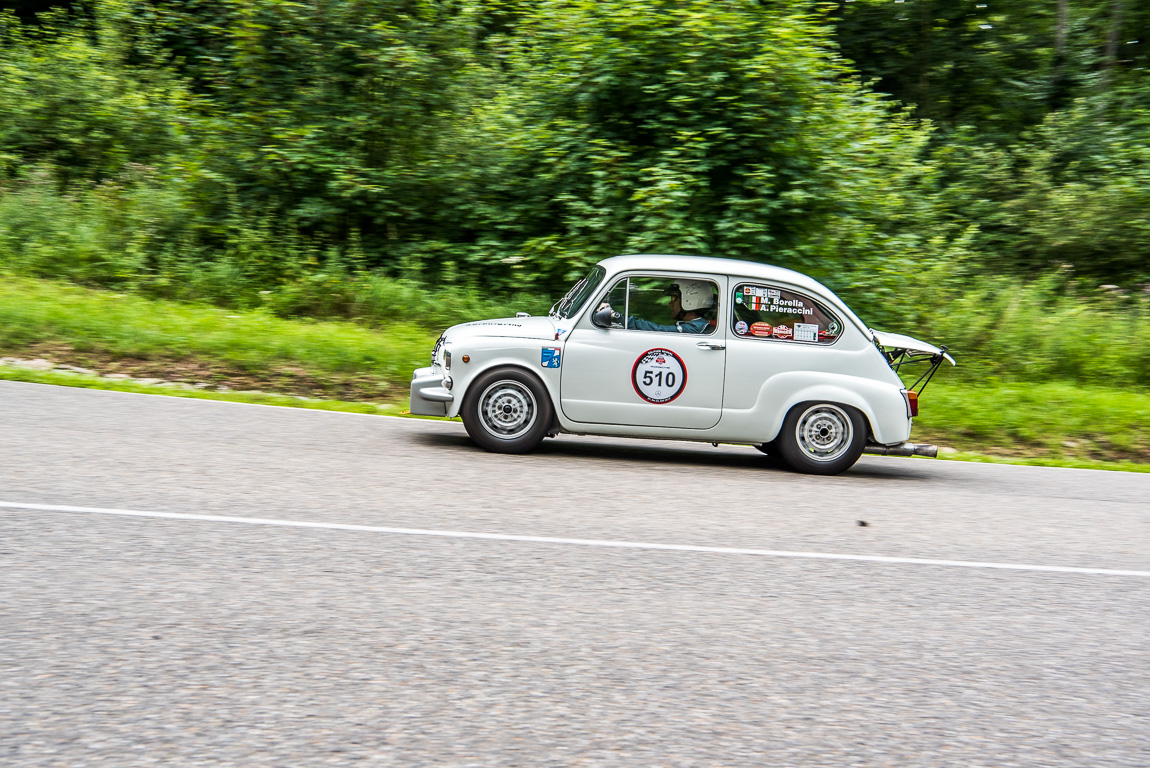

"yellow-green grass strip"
[0,276,439,380]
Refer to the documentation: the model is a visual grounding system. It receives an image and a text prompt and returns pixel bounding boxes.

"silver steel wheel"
[478,379,538,440]
[795,404,854,463]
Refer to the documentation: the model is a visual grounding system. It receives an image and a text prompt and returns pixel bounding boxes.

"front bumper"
[410,366,454,417]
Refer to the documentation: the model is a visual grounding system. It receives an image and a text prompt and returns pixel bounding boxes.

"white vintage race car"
[411,254,954,474]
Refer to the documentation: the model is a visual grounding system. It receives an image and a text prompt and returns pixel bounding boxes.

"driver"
[605,280,714,333]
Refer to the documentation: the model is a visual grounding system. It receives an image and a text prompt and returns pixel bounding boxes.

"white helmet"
[668,280,715,312]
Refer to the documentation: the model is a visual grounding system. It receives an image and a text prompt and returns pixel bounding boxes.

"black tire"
[776,401,867,475]
[461,367,554,454]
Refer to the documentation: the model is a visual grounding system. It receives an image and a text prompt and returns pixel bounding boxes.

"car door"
[560,273,727,429]
[722,279,859,413]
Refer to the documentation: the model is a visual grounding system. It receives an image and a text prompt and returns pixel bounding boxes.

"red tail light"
[906,390,919,417]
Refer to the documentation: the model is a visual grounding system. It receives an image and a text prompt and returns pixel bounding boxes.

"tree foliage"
[0,0,1146,312]
[437,0,946,293]
[835,0,1150,133]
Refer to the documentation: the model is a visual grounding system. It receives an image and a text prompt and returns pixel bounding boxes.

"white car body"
[411,255,951,470]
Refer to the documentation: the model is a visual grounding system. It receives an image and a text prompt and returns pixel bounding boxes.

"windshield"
[550,265,605,319]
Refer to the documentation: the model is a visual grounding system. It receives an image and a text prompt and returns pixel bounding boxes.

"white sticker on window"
[795,323,819,342]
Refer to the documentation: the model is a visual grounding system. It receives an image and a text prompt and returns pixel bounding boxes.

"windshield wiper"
[552,278,586,319]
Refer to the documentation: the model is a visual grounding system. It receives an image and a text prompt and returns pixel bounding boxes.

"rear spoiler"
[871,329,955,394]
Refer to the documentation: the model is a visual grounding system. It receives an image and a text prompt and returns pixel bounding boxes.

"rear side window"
[731,283,842,344]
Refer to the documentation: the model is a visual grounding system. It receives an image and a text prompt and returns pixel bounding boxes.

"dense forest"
[0,0,1147,364]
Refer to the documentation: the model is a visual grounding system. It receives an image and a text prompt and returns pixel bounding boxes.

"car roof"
[595,254,870,332]
[598,254,829,294]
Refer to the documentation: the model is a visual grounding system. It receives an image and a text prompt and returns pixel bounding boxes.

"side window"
[731,283,842,344]
[611,276,718,335]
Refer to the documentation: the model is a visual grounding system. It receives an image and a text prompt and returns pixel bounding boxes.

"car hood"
[446,316,560,342]
[871,330,956,365]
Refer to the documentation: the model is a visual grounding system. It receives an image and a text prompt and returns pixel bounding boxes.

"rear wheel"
[461,368,553,454]
[777,402,866,475]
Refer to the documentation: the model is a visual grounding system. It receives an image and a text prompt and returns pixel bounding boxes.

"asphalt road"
[1,381,1147,767]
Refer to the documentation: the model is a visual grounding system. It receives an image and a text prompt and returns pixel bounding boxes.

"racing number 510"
[642,370,675,387]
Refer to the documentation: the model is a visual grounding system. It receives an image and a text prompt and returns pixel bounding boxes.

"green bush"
[0,165,185,287]
[0,8,192,184]
[443,0,957,300]
[934,106,1150,282]
[894,268,1149,387]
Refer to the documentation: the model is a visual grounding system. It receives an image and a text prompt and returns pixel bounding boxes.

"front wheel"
[776,402,866,475]
[461,368,554,454]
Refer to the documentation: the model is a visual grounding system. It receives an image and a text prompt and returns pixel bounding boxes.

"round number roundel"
[632,348,687,404]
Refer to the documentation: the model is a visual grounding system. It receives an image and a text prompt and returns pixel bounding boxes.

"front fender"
[444,355,559,419]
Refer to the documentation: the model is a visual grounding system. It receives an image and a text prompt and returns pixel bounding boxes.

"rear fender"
[758,374,910,445]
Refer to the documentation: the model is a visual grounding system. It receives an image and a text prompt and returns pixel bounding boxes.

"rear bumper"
[410,366,453,417]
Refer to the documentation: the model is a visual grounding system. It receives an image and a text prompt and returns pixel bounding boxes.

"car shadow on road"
[411,431,930,481]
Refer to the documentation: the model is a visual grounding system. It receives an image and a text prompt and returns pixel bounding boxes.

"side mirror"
[592,306,614,328]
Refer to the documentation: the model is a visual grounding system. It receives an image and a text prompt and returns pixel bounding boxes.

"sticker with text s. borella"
[632,348,686,404]
[541,347,561,368]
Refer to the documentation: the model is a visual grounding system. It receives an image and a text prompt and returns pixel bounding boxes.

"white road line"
[2,500,1148,578]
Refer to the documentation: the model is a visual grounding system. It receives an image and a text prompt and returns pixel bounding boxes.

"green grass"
[936,450,1150,474]
[913,380,1150,464]
[0,275,438,381]
[899,270,1149,387]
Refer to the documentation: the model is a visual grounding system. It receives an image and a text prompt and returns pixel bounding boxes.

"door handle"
[696,341,726,350]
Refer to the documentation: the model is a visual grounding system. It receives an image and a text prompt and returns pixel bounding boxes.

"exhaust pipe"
[863,442,938,458]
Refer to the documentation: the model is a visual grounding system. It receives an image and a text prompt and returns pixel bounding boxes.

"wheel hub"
[479,380,537,439]
[796,405,853,462]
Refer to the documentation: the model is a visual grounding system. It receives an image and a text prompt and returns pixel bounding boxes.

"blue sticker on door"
[541,347,561,368]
